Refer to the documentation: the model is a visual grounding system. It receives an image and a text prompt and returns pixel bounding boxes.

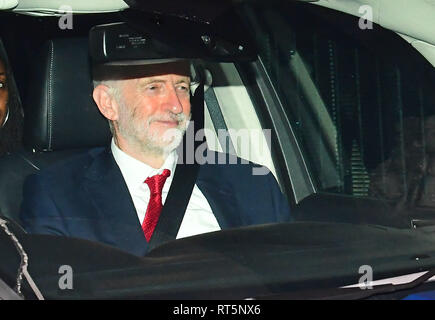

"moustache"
[147,113,190,126]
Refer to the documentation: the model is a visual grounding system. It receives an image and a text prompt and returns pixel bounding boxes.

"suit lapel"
[79,148,244,255]
[82,148,148,256]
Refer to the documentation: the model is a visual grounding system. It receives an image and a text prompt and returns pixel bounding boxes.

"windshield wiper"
[252,269,435,300]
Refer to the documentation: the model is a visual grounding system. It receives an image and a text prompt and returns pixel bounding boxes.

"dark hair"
[0,53,23,156]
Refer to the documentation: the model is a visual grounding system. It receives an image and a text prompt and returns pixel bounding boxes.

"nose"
[163,85,183,114]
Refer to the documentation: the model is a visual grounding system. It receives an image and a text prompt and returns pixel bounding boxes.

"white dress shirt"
[111,139,221,239]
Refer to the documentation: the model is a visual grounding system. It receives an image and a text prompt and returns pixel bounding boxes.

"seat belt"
[147,83,204,251]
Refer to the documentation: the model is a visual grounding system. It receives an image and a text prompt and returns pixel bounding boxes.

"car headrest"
[24,37,111,151]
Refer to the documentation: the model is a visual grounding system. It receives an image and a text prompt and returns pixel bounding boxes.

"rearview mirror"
[89,10,257,67]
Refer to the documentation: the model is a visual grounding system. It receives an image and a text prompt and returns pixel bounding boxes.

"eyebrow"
[138,78,165,86]
[138,77,190,86]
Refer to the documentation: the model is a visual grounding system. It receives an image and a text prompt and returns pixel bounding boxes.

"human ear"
[92,84,119,122]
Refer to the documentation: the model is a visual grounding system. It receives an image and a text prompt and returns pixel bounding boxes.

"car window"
[201,62,279,181]
[241,2,435,217]
[3,1,435,301]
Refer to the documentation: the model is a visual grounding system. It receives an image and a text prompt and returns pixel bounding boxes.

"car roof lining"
[8,0,128,15]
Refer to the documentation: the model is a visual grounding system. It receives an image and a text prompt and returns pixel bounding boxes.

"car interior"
[2,0,435,300]
[0,27,286,299]
[0,37,111,222]
[0,35,281,221]
[1,0,434,239]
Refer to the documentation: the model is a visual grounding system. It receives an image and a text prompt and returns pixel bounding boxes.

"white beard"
[116,97,190,157]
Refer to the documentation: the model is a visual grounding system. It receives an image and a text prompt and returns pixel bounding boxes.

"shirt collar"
[111,138,177,191]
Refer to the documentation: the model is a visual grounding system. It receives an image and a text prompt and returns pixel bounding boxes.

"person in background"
[369,115,435,208]
[0,47,23,157]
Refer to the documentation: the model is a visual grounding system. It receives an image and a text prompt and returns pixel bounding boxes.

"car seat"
[0,37,111,224]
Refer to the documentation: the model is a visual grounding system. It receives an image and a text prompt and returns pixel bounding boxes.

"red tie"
[142,169,171,242]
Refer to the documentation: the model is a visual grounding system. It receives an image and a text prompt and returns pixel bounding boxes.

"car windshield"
[1,0,435,300]
[239,2,435,223]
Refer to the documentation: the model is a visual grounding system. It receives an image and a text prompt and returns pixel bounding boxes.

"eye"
[177,84,190,93]
[146,83,163,92]
[0,81,5,89]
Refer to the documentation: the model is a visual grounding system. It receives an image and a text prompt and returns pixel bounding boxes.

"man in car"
[20,59,291,256]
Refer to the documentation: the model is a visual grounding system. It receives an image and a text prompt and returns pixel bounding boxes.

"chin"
[161,134,183,154]
[144,128,184,155]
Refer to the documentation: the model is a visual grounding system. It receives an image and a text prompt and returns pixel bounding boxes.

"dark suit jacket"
[20,147,291,256]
